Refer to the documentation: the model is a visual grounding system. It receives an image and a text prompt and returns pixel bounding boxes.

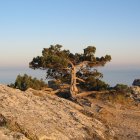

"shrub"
[113,84,131,93]
[8,74,47,91]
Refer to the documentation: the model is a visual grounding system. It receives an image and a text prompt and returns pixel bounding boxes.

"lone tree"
[29,44,111,97]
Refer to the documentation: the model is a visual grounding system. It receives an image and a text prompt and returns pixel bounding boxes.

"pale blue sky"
[0,0,140,69]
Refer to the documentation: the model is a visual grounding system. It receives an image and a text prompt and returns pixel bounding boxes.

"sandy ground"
[88,98,140,140]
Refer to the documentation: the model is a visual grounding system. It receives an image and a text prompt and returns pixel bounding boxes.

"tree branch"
[61,68,71,70]
[76,61,89,67]
[75,90,109,98]
[76,77,85,82]
[76,60,108,68]
[67,60,75,67]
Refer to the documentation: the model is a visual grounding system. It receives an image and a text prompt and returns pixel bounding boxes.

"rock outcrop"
[0,84,140,140]
[0,84,114,140]
[131,86,140,102]
[132,79,140,86]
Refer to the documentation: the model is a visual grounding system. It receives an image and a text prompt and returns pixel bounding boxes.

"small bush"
[114,84,130,92]
[91,90,133,104]
[8,74,47,91]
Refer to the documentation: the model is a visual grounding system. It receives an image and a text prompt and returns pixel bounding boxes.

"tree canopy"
[29,44,111,97]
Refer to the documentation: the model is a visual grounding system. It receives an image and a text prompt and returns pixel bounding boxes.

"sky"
[0,0,140,69]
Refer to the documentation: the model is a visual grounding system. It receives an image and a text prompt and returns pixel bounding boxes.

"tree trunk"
[70,66,78,97]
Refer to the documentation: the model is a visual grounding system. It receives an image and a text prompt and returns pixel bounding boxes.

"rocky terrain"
[0,84,140,140]
[132,79,140,86]
[131,86,140,102]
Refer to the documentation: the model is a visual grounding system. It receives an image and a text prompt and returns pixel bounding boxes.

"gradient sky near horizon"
[0,0,140,69]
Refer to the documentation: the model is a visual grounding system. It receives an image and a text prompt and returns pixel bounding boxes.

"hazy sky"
[0,0,140,69]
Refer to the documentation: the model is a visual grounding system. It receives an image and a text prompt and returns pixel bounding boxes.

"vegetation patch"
[8,74,47,91]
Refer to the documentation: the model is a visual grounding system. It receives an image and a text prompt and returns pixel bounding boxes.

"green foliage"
[90,90,132,104]
[9,74,47,91]
[29,44,111,81]
[88,84,132,104]
[29,44,111,92]
[80,79,109,91]
[79,69,109,91]
[114,84,130,92]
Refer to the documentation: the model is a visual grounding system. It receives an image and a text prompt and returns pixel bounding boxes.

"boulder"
[132,79,140,86]
[131,86,140,102]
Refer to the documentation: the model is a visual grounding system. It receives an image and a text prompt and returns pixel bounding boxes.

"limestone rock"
[0,84,115,140]
[131,86,140,102]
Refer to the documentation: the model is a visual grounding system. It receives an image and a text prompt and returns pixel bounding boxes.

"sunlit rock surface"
[0,84,140,140]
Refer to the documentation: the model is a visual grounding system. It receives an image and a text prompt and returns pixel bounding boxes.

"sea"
[0,67,140,87]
